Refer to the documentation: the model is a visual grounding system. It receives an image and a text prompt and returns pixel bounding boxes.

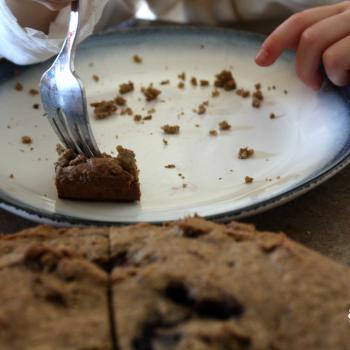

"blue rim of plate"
[1,26,350,226]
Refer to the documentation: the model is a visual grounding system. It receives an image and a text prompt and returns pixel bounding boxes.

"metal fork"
[40,0,101,157]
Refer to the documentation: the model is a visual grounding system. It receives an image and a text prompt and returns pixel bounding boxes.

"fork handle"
[57,0,80,70]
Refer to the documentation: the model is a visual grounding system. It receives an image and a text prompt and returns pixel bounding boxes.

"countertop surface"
[1,165,349,267]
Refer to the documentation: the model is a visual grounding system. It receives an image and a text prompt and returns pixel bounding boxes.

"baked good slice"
[0,226,111,350]
[109,218,350,350]
[55,145,141,201]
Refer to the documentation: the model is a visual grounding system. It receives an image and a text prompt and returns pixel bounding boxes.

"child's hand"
[32,0,71,11]
[255,1,350,90]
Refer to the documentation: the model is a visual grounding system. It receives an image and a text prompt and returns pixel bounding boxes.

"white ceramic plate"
[1,27,350,225]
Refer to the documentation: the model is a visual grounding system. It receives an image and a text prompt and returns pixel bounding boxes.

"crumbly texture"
[92,74,100,82]
[162,125,180,135]
[21,136,32,145]
[29,88,39,96]
[133,55,143,64]
[115,96,127,107]
[32,103,40,110]
[190,77,198,86]
[209,130,218,137]
[236,89,251,98]
[239,147,255,160]
[119,81,135,95]
[141,86,161,102]
[91,100,117,120]
[214,70,237,91]
[165,164,176,169]
[245,176,254,184]
[177,82,185,90]
[109,217,350,350]
[219,120,231,131]
[1,218,350,349]
[55,146,141,202]
[200,80,210,87]
[0,226,111,350]
[15,82,23,91]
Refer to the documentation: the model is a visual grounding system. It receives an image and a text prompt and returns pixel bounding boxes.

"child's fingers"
[255,3,346,66]
[323,35,350,86]
[296,10,350,90]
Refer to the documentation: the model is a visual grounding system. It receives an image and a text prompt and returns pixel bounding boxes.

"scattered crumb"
[178,82,185,89]
[252,89,264,108]
[143,115,152,121]
[162,139,168,146]
[15,82,23,91]
[162,124,180,135]
[209,130,218,137]
[148,108,156,114]
[195,101,209,115]
[212,89,220,97]
[200,80,210,87]
[255,83,262,90]
[134,114,142,122]
[119,81,134,94]
[115,96,127,106]
[270,113,276,119]
[21,136,32,144]
[90,100,117,119]
[121,107,133,116]
[277,176,281,180]
[195,124,200,128]
[190,77,198,87]
[218,177,222,180]
[239,147,255,159]
[133,55,143,64]
[236,89,251,98]
[165,164,176,169]
[160,80,170,86]
[284,90,288,95]
[178,72,186,81]
[245,176,254,184]
[182,184,187,188]
[141,86,161,101]
[33,103,40,110]
[9,174,14,179]
[30,147,34,151]
[6,125,11,129]
[219,120,231,131]
[272,85,276,90]
[215,70,236,91]
[92,74,100,82]
[29,88,39,96]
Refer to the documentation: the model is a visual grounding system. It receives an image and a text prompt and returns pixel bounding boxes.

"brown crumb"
[29,88,39,96]
[32,104,40,110]
[272,85,276,90]
[182,184,187,188]
[15,82,23,92]
[133,55,143,63]
[9,174,14,179]
[162,139,168,146]
[178,82,185,89]
[134,115,142,122]
[178,72,186,81]
[284,90,288,95]
[115,96,127,106]
[165,164,176,169]
[214,70,236,91]
[209,130,218,137]
[121,107,133,116]
[212,89,220,98]
[90,100,117,119]
[200,80,210,87]
[270,113,276,119]
[255,83,262,90]
[219,120,231,131]
[190,77,198,87]
[195,101,209,115]
[119,81,134,94]
[160,80,170,85]
[239,147,255,160]
[252,98,262,108]
[92,74,100,82]
[162,125,180,135]
[245,176,254,184]
[252,90,264,108]
[143,115,152,121]
[195,124,200,128]
[148,108,156,114]
[21,136,32,145]
[141,86,161,102]
[236,89,251,98]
